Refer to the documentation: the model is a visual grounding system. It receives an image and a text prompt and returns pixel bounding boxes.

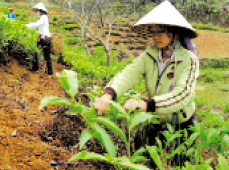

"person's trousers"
[32,37,53,75]
[134,115,195,168]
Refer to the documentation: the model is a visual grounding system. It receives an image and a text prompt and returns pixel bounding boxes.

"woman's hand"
[124,99,147,112]
[94,94,112,116]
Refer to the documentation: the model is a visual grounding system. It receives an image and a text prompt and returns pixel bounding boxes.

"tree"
[50,0,148,66]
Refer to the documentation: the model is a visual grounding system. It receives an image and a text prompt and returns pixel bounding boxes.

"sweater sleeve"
[106,51,147,98]
[153,53,199,115]
[26,16,45,30]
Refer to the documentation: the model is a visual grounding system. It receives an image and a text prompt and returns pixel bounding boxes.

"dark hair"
[166,26,189,49]
[37,9,47,15]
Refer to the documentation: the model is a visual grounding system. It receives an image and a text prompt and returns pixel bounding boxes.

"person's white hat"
[132,0,198,38]
[32,2,48,13]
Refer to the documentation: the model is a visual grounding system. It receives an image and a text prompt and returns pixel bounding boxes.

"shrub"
[0,15,40,61]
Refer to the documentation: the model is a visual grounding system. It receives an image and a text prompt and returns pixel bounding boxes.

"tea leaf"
[167,124,174,134]
[147,146,163,170]
[155,137,163,155]
[68,151,108,162]
[81,93,96,102]
[91,122,116,158]
[109,100,129,120]
[186,148,195,156]
[132,147,147,157]
[187,132,199,146]
[130,112,154,130]
[129,156,148,163]
[56,70,78,98]
[115,158,151,170]
[80,130,93,150]
[39,96,82,113]
[217,155,229,170]
[183,162,195,170]
[56,72,70,92]
[168,134,182,144]
[94,117,127,143]
[207,128,217,143]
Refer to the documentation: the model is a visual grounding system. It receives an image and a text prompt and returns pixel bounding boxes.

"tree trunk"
[105,46,111,66]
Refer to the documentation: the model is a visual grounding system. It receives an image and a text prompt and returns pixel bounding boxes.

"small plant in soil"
[39,69,160,170]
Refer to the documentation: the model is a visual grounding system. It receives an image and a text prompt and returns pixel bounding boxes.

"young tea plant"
[39,69,160,170]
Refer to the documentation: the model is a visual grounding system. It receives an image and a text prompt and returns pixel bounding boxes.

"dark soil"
[0,54,114,170]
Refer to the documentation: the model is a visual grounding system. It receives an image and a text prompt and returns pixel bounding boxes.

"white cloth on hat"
[32,2,48,13]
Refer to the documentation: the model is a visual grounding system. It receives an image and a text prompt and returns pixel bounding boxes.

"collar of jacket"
[146,45,185,64]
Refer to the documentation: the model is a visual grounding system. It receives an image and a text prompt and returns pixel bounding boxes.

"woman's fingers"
[124,99,147,112]
[124,99,138,112]
[94,94,112,115]
[94,98,106,115]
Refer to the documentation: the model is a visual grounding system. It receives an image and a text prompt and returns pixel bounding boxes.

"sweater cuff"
[144,99,156,112]
[104,87,117,100]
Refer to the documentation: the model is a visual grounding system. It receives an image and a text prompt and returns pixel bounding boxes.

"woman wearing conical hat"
[95,0,199,167]
[25,2,53,75]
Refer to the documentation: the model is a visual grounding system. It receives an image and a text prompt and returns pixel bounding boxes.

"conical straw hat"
[132,0,198,38]
[32,2,48,13]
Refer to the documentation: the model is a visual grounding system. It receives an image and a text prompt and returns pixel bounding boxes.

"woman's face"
[36,10,41,15]
[149,25,173,49]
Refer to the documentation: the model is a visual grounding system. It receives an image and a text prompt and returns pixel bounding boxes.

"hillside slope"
[0,28,229,169]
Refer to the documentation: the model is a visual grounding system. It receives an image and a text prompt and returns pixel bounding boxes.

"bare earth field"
[194,30,229,58]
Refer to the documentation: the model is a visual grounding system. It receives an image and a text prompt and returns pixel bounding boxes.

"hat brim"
[131,24,198,38]
[32,3,48,13]
[32,8,48,13]
[131,1,198,38]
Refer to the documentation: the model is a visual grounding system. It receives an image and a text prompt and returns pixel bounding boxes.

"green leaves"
[56,70,78,99]
[130,147,148,163]
[0,17,40,60]
[79,130,93,150]
[94,117,127,143]
[114,156,151,170]
[109,100,129,120]
[68,151,108,162]
[146,146,163,170]
[217,155,229,170]
[39,96,83,113]
[130,112,158,130]
[90,122,116,158]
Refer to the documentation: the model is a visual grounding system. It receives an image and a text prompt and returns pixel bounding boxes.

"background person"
[25,2,53,75]
[94,0,199,167]
[6,8,16,20]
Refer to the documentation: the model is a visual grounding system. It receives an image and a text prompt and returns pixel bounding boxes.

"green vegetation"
[40,69,229,170]
[192,23,229,33]
[65,37,78,44]
[0,15,40,61]
[63,45,132,81]
[196,59,229,109]
[1,2,229,169]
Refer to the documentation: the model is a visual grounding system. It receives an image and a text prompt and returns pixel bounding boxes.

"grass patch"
[192,23,229,33]
[196,64,229,110]
[200,54,229,60]
[65,37,78,44]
